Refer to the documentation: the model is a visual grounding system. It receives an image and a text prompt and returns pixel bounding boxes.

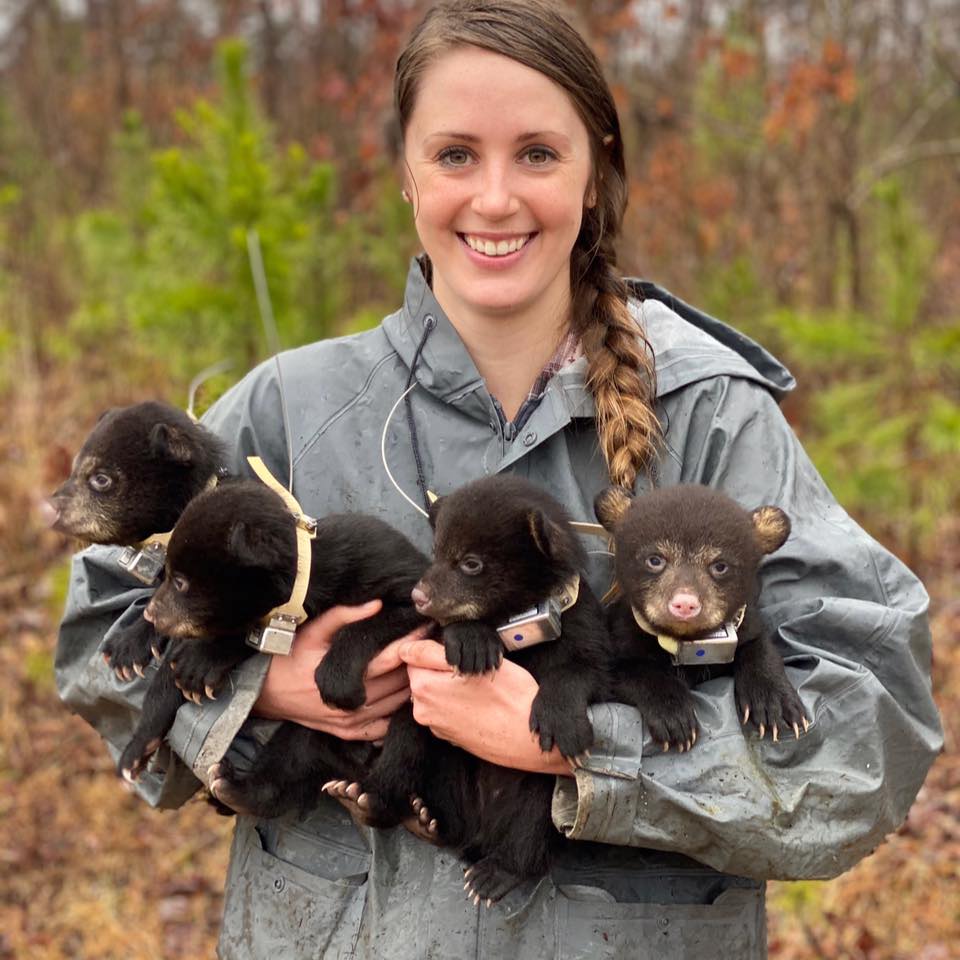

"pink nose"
[668,592,702,620]
[411,584,431,611]
[143,602,156,624]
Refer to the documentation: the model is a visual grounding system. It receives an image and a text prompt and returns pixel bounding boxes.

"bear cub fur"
[595,483,807,751]
[129,477,430,819]
[405,474,612,905]
[48,401,239,687]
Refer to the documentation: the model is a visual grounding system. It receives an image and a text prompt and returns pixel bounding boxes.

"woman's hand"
[398,638,573,776]
[254,601,428,741]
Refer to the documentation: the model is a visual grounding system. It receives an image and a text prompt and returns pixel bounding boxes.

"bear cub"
[128,477,430,819]
[596,483,807,751]
[404,474,612,905]
[47,401,236,687]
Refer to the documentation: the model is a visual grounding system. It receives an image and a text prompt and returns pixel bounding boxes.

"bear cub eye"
[645,554,666,572]
[458,556,484,576]
[172,574,190,593]
[709,560,729,577]
[88,473,113,492]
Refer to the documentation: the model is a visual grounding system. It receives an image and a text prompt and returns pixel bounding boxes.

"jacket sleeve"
[54,362,287,808]
[552,375,943,880]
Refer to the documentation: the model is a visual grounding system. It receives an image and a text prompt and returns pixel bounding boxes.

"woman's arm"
[547,377,943,880]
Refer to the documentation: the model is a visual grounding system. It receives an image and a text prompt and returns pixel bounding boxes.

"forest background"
[0,1,957,957]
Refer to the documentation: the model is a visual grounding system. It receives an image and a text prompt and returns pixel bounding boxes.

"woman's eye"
[710,560,729,577]
[438,147,473,167]
[645,554,665,572]
[88,473,113,492]
[523,146,556,165]
[459,556,484,576]
[172,575,189,593]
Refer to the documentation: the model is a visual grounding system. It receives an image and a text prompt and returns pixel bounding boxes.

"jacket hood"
[381,257,795,415]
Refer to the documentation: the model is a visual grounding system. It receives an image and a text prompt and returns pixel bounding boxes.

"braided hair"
[395,0,661,488]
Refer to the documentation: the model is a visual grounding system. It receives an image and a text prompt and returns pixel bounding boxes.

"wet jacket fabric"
[56,259,942,959]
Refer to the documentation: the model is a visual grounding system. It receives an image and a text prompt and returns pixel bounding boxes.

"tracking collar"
[498,573,580,652]
[631,604,746,666]
[117,473,221,584]
[245,456,318,655]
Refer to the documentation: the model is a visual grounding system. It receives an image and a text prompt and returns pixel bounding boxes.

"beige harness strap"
[246,456,317,624]
[632,604,747,657]
[553,573,580,611]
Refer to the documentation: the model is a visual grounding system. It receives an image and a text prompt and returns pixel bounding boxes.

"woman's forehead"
[407,45,587,142]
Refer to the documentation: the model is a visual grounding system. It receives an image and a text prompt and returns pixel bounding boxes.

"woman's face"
[403,45,595,322]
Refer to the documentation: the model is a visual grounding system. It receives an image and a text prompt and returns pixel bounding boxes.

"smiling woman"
[402,48,595,419]
[54,2,941,959]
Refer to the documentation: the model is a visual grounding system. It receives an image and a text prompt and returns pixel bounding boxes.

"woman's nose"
[470,162,520,219]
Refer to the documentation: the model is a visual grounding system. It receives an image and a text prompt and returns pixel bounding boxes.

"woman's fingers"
[313,685,412,740]
[296,600,384,650]
[397,637,451,672]
[365,625,434,678]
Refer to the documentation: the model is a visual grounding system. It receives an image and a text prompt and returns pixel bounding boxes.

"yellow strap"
[568,520,611,542]
[552,573,580,611]
[631,605,680,655]
[246,456,316,625]
[632,605,747,656]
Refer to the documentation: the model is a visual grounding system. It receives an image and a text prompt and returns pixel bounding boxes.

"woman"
[57,2,942,957]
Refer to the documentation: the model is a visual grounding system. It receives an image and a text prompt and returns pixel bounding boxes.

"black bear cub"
[595,484,808,751]
[403,474,611,905]
[47,401,233,685]
[128,477,430,819]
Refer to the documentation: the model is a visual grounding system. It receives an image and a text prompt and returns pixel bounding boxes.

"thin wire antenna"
[381,382,429,519]
[187,359,234,419]
[247,228,295,492]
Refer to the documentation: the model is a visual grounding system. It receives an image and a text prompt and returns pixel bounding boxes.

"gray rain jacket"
[57,259,942,959]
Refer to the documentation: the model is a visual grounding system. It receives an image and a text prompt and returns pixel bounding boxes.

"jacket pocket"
[218,817,369,960]
[555,885,765,960]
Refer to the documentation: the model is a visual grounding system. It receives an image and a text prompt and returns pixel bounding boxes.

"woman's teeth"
[463,234,530,257]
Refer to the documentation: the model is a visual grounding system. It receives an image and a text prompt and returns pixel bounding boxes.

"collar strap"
[246,456,317,626]
[118,473,221,584]
[553,572,580,610]
[631,604,746,657]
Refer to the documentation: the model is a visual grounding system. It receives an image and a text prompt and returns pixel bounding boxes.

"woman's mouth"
[458,232,537,265]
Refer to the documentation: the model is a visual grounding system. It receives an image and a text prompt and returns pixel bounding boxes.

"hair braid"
[573,240,660,491]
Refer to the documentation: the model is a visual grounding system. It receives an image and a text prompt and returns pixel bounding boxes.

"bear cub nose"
[668,592,702,620]
[411,583,431,613]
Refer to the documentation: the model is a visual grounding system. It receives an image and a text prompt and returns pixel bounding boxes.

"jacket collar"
[380,257,796,424]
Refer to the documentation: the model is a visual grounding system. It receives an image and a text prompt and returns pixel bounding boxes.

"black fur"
[404,475,612,904]
[596,483,806,750]
[123,478,431,819]
[49,401,231,681]
[49,401,225,546]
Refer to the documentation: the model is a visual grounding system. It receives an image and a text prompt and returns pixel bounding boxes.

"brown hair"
[395,0,661,488]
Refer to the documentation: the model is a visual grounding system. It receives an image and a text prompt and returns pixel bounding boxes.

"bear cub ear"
[149,422,195,465]
[594,486,633,532]
[527,509,580,571]
[750,505,791,554]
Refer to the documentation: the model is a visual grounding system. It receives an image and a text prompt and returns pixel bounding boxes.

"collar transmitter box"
[117,543,166,585]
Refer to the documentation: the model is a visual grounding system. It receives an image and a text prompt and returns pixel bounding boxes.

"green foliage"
[735,178,960,559]
[64,39,410,383]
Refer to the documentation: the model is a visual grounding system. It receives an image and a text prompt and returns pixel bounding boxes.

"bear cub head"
[47,401,225,545]
[413,475,586,624]
[595,484,790,639]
